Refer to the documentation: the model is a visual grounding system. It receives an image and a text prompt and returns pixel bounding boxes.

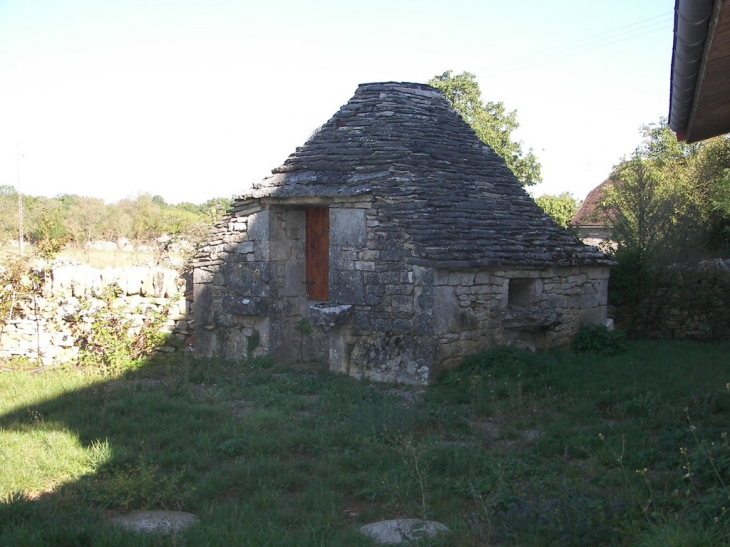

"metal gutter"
[668,0,713,137]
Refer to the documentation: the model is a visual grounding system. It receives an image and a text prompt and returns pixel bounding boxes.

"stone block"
[124,266,148,296]
[413,265,432,286]
[355,261,375,271]
[222,296,271,317]
[331,208,366,247]
[378,271,400,284]
[309,303,353,327]
[386,284,412,295]
[434,285,458,335]
[392,295,413,314]
[366,233,387,250]
[285,262,306,297]
[247,210,270,241]
[254,241,271,261]
[330,270,366,305]
[359,250,379,261]
[474,271,490,284]
[365,284,386,295]
[221,261,272,297]
[354,312,370,329]
[448,271,475,286]
[392,319,412,333]
[433,269,449,286]
[286,209,305,239]
[379,250,406,262]
[100,267,123,288]
[236,241,254,254]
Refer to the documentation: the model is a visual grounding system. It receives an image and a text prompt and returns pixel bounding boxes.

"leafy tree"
[25,197,67,245]
[682,134,730,249]
[34,213,69,261]
[600,119,718,334]
[0,187,18,242]
[59,195,108,247]
[535,193,580,227]
[429,71,541,186]
[200,197,231,223]
[0,191,234,257]
[604,119,730,259]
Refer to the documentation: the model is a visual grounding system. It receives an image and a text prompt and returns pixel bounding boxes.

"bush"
[571,324,627,355]
[73,285,172,374]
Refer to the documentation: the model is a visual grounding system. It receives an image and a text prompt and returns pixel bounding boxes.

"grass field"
[1,340,730,546]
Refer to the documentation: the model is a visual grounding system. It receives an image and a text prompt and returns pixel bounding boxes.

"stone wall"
[431,266,609,374]
[193,198,376,364]
[194,197,610,385]
[611,259,730,340]
[0,262,192,366]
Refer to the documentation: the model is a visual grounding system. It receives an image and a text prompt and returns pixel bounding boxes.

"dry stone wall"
[194,197,610,386]
[431,266,609,374]
[611,259,730,340]
[0,262,192,366]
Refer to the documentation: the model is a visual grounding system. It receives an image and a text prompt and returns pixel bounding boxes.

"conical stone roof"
[238,82,612,268]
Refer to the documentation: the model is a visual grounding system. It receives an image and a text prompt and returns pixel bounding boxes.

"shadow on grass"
[3,340,730,547]
[0,354,386,546]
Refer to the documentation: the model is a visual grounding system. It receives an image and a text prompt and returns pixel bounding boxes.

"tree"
[681,134,730,249]
[200,197,232,224]
[600,119,714,334]
[535,193,580,227]
[429,71,541,186]
[0,186,18,242]
[604,119,730,257]
[59,195,108,247]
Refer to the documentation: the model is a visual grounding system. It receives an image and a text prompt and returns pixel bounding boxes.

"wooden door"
[305,207,329,300]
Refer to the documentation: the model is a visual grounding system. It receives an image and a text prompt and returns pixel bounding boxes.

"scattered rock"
[359,518,449,544]
[469,420,501,439]
[108,510,198,535]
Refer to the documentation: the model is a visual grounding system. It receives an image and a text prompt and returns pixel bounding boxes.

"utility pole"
[16,145,24,257]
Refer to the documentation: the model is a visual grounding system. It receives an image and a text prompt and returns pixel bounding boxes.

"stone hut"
[193,82,613,385]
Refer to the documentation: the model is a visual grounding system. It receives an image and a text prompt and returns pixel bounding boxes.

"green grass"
[1,341,730,546]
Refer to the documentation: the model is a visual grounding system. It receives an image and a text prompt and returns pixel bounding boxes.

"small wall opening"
[508,278,540,307]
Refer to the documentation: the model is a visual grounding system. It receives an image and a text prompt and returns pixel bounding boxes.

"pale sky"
[0,0,674,205]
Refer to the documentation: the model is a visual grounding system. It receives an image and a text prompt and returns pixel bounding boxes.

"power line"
[491,12,673,76]
[490,12,672,72]
[16,145,24,257]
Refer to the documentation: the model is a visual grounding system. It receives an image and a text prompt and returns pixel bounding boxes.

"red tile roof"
[570,179,616,227]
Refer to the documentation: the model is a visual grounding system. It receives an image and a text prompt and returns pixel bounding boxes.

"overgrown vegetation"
[534,192,581,228]
[0,190,230,251]
[1,341,729,546]
[601,121,730,335]
[72,285,174,375]
[570,324,627,355]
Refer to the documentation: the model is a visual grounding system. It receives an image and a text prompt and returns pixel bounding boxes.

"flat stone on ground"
[359,518,449,544]
[108,510,198,534]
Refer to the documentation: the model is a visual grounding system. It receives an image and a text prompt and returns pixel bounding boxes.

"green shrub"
[571,324,627,355]
[73,285,171,375]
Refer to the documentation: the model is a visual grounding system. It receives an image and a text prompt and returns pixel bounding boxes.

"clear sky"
[0,0,674,205]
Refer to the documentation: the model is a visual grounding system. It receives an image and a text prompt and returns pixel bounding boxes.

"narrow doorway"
[305,207,329,300]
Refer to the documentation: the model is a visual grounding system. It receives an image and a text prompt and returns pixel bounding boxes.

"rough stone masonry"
[193,82,613,385]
